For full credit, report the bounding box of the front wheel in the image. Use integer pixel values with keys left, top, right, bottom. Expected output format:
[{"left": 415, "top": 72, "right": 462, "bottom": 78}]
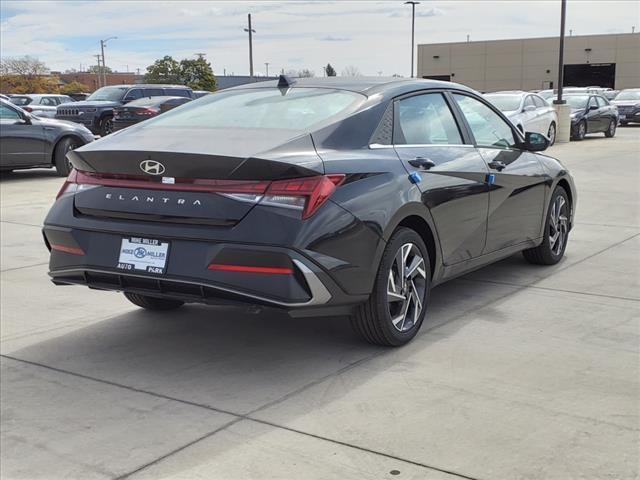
[
  {"left": 523, "top": 186, "right": 570, "bottom": 265},
  {"left": 54, "top": 137, "right": 78, "bottom": 176},
  {"left": 124, "top": 292, "right": 184, "bottom": 311},
  {"left": 351, "top": 228, "right": 430, "bottom": 346},
  {"left": 547, "top": 122, "right": 556, "bottom": 146},
  {"left": 604, "top": 119, "right": 616, "bottom": 137},
  {"left": 573, "top": 120, "right": 586, "bottom": 141},
  {"left": 99, "top": 116, "right": 113, "bottom": 136}
]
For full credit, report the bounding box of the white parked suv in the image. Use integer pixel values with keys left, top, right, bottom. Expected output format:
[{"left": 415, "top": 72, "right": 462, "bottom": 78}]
[
  {"left": 485, "top": 91, "right": 559, "bottom": 145},
  {"left": 9, "top": 94, "right": 75, "bottom": 118}
]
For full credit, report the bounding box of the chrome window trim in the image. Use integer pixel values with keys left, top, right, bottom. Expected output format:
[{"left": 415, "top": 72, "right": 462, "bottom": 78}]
[{"left": 369, "top": 143, "right": 474, "bottom": 149}]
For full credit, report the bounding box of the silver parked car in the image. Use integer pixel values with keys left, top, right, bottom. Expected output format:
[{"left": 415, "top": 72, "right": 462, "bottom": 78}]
[
  {"left": 485, "top": 91, "right": 559, "bottom": 145},
  {"left": 611, "top": 88, "right": 640, "bottom": 125},
  {"left": 9, "top": 94, "right": 75, "bottom": 118}
]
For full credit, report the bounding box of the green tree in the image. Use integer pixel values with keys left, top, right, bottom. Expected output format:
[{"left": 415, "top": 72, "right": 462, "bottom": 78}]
[
  {"left": 144, "top": 56, "right": 181, "bottom": 84},
  {"left": 325, "top": 63, "right": 336, "bottom": 76},
  {"left": 0, "top": 56, "right": 59, "bottom": 93},
  {"left": 87, "top": 64, "right": 112, "bottom": 74},
  {"left": 297, "top": 68, "right": 315, "bottom": 78},
  {"left": 179, "top": 57, "right": 216, "bottom": 91}
]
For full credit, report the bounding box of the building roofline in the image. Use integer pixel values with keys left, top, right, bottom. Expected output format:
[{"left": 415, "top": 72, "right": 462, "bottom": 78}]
[{"left": 418, "top": 31, "right": 639, "bottom": 47}]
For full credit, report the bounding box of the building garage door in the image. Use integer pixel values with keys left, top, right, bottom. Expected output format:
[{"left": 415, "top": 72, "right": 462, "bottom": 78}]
[{"left": 563, "top": 63, "right": 616, "bottom": 89}]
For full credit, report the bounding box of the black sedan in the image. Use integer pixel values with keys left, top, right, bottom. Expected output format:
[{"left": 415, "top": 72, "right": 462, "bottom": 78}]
[
  {"left": 43, "top": 77, "right": 576, "bottom": 346},
  {"left": 112, "top": 96, "right": 192, "bottom": 131},
  {"left": 0, "top": 98, "right": 94, "bottom": 176},
  {"left": 566, "top": 93, "right": 619, "bottom": 140}
]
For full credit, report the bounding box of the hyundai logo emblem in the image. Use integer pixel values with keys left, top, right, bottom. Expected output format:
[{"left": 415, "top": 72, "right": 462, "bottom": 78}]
[{"left": 140, "top": 160, "right": 165, "bottom": 175}]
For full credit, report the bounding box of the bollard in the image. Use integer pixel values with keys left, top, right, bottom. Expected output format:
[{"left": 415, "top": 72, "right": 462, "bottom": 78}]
[{"left": 554, "top": 103, "right": 572, "bottom": 143}]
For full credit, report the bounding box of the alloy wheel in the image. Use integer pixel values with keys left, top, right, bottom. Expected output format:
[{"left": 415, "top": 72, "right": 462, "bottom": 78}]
[
  {"left": 386, "top": 242, "right": 427, "bottom": 332},
  {"left": 578, "top": 122, "right": 586, "bottom": 139},
  {"left": 547, "top": 123, "right": 556, "bottom": 145},
  {"left": 65, "top": 142, "right": 77, "bottom": 172},
  {"left": 609, "top": 121, "right": 616, "bottom": 135},
  {"left": 549, "top": 196, "right": 568, "bottom": 256}
]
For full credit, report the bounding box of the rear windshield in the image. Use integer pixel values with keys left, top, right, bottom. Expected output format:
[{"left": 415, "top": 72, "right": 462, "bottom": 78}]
[
  {"left": 10, "top": 96, "right": 32, "bottom": 105},
  {"left": 565, "top": 95, "right": 589, "bottom": 109},
  {"left": 485, "top": 94, "right": 522, "bottom": 111},
  {"left": 147, "top": 88, "right": 365, "bottom": 131},
  {"left": 614, "top": 90, "right": 640, "bottom": 101},
  {"left": 87, "top": 86, "right": 128, "bottom": 101}
]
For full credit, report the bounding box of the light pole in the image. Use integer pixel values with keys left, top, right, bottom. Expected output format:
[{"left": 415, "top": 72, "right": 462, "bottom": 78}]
[
  {"left": 322, "top": 66, "right": 327, "bottom": 77},
  {"left": 404, "top": 1, "right": 419, "bottom": 78},
  {"left": 553, "top": 0, "right": 571, "bottom": 143},
  {"left": 93, "top": 54, "right": 102, "bottom": 88},
  {"left": 264, "top": 62, "right": 270, "bottom": 77},
  {"left": 100, "top": 36, "right": 117, "bottom": 87},
  {"left": 244, "top": 14, "right": 256, "bottom": 79}
]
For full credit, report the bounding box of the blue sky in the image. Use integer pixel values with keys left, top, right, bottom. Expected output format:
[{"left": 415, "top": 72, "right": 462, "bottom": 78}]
[{"left": 1, "top": 1, "right": 637, "bottom": 77}]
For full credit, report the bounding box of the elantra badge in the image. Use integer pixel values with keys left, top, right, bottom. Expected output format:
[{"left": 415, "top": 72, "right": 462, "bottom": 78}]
[{"left": 140, "top": 160, "right": 165, "bottom": 175}]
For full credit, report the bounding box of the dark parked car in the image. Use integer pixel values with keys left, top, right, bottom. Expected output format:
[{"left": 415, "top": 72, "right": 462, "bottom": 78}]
[
  {"left": 565, "top": 93, "right": 619, "bottom": 140},
  {"left": 193, "top": 90, "right": 213, "bottom": 98},
  {"left": 55, "top": 84, "right": 194, "bottom": 136},
  {"left": 44, "top": 77, "right": 576, "bottom": 346},
  {"left": 0, "top": 99, "right": 94, "bottom": 175},
  {"left": 611, "top": 88, "right": 640, "bottom": 125},
  {"left": 112, "top": 96, "right": 193, "bottom": 131}
]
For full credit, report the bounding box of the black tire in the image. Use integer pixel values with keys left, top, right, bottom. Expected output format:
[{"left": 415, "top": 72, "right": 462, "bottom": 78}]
[
  {"left": 573, "top": 120, "right": 586, "bottom": 141},
  {"left": 99, "top": 116, "right": 114, "bottom": 136},
  {"left": 123, "top": 292, "right": 184, "bottom": 311},
  {"left": 351, "top": 227, "right": 431, "bottom": 346},
  {"left": 620, "top": 121, "right": 628, "bottom": 126},
  {"left": 547, "top": 122, "right": 556, "bottom": 146},
  {"left": 54, "top": 137, "right": 78, "bottom": 176},
  {"left": 604, "top": 119, "right": 616, "bottom": 137},
  {"left": 523, "top": 186, "right": 570, "bottom": 265}
]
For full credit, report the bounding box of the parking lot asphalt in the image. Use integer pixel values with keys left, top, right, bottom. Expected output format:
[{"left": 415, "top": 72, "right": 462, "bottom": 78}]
[{"left": 1, "top": 127, "right": 639, "bottom": 480}]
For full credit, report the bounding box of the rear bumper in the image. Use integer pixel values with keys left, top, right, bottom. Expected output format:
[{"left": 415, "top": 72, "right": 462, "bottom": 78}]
[{"left": 43, "top": 224, "right": 368, "bottom": 315}]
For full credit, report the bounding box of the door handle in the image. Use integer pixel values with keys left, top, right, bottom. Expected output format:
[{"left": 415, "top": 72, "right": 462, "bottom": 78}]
[
  {"left": 488, "top": 160, "right": 506, "bottom": 171},
  {"left": 408, "top": 157, "right": 436, "bottom": 170}
]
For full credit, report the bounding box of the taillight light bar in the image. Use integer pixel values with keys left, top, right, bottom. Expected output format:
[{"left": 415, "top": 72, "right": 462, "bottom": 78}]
[
  {"left": 208, "top": 263, "right": 293, "bottom": 274},
  {"left": 57, "top": 169, "right": 345, "bottom": 219},
  {"left": 50, "top": 243, "right": 85, "bottom": 256}
]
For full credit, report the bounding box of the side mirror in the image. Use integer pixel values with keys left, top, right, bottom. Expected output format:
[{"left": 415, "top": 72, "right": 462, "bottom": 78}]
[
  {"left": 523, "top": 105, "right": 536, "bottom": 112},
  {"left": 523, "top": 131, "right": 549, "bottom": 152},
  {"left": 589, "top": 105, "right": 598, "bottom": 111},
  {"left": 18, "top": 115, "right": 32, "bottom": 125}
]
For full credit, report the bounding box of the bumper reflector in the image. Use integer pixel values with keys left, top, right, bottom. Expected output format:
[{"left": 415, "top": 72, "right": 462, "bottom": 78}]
[
  {"left": 50, "top": 243, "right": 85, "bottom": 256},
  {"left": 208, "top": 263, "right": 293, "bottom": 274}
]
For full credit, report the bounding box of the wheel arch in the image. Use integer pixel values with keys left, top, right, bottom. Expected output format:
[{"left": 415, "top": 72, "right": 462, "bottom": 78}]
[{"left": 556, "top": 177, "right": 574, "bottom": 228}]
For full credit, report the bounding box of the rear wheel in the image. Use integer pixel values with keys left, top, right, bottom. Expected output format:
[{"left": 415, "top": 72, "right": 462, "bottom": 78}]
[
  {"left": 523, "top": 186, "right": 570, "bottom": 265},
  {"left": 99, "top": 116, "right": 113, "bottom": 136},
  {"left": 123, "top": 292, "right": 184, "bottom": 311},
  {"left": 604, "top": 119, "right": 616, "bottom": 137},
  {"left": 351, "top": 228, "right": 430, "bottom": 346},
  {"left": 547, "top": 122, "right": 556, "bottom": 146},
  {"left": 54, "top": 137, "right": 78, "bottom": 176}
]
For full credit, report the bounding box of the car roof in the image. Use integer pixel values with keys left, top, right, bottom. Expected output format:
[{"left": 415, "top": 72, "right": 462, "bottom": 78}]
[
  {"left": 487, "top": 91, "right": 528, "bottom": 95},
  {"left": 123, "top": 96, "right": 190, "bottom": 104},
  {"left": 226, "top": 76, "right": 475, "bottom": 98},
  {"left": 100, "top": 84, "right": 192, "bottom": 89}
]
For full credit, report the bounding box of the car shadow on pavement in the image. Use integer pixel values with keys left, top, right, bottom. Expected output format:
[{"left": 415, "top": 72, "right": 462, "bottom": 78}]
[
  {"left": 3, "top": 254, "right": 545, "bottom": 477},
  {"left": 0, "top": 169, "right": 61, "bottom": 182}
]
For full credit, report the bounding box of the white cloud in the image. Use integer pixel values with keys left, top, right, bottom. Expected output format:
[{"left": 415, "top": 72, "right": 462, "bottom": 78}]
[{"left": 1, "top": 0, "right": 637, "bottom": 78}]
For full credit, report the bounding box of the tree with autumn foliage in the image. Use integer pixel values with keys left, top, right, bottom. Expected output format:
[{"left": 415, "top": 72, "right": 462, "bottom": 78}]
[{"left": 0, "top": 56, "right": 59, "bottom": 93}]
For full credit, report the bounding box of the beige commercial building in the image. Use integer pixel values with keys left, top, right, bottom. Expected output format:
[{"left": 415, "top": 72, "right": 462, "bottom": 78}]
[{"left": 417, "top": 33, "right": 639, "bottom": 92}]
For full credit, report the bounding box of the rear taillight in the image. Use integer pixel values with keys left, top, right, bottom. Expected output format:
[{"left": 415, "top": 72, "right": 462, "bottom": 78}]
[
  {"left": 56, "top": 169, "right": 78, "bottom": 199},
  {"left": 262, "top": 175, "right": 345, "bottom": 219},
  {"left": 23, "top": 106, "right": 33, "bottom": 112},
  {"left": 56, "top": 170, "right": 345, "bottom": 219},
  {"left": 138, "top": 108, "right": 159, "bottom": 115}
]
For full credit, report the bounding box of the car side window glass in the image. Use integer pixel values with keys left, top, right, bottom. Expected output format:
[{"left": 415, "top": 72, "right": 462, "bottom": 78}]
[
  {"left": 596, "top": 96, "right": 607, "bottom": 107},
  {"left": 453, "top": 94, "right": 516, "bottom": 149},
  {"left": 125, "top": 89, "right": 143, "bottom": 101},
  {"left": 524, "top": 96, "right": 535, "bottom": 108},
  {"left": 396, "top": 93, "right": 463, "bottom": 145},
  {"left": 533, "top": 96, "right": 546, "bottom": 108},
  {"left": 168, "top": 89, "right": 192, "bottom": 98},
  {"left": 40, "top": 97, "right": 56, "bottom": 106},
  {"left": 588, "top": 97, "right": 598, "bottom": 109},
  {"left": 0, "top": 104, "right": 21, "bottom": 120},
  {"left": 145, "top": 88, "right": 164, "bottom": 97}
]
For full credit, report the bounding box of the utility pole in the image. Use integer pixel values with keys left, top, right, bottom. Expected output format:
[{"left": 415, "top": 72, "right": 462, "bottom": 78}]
[
  {"left": 404, "top": 1, "right": 419, "bottom": 78},
  {"left": 93, "top": 54, "right": 102, "bottom": 87},
  {"left": 556, "top": 0, "right": 567, "bottom": 104},
  {"left": 244, "top": 14, "right": 256, "bottom": 79},
  {"left": 264, "top": 62, "right": 270, "bottom": 77},
  {"left": 553, "top": 0, "right": 570, "bottom": 144},
  {"left": 100, "top": 36, "right": 117, "bottom": 87},
  {"left": 322, "top": 66, "right": 327, "bottom": 77}
]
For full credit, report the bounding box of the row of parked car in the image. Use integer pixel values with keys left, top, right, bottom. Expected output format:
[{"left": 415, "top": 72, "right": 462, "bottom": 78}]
[{"left": 484, "top": 87, "right": 640, "bottom": 142}]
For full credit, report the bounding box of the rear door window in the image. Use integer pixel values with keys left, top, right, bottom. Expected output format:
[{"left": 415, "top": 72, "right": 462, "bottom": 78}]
[
  {"left": 124, "top": 89, "right": 143, "bottom": 101},
  {"left": 166, "top": 89, "right": 192, "bottom": 98},
  {"left": 395, "top": 93, "right": 463, "bottom": 145},
  {"left": 40, "top": 97, "right": 57, "bottom": 106},
  {"left": 533, "top": 95, "right": 547, "bottom": 108},
  {"left": 144, "top": 88, "right": 164, "bottom": 97}
]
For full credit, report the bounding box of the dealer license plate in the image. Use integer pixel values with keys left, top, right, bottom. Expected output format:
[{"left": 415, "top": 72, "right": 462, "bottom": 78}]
[{"left": 117, "top": 237, "right": 169, "bottom": 274}]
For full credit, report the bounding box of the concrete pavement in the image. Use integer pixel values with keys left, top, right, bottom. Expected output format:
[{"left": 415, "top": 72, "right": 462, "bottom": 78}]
[{"left": 1, "top": 126, "right": 638, "bottom": 479}]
